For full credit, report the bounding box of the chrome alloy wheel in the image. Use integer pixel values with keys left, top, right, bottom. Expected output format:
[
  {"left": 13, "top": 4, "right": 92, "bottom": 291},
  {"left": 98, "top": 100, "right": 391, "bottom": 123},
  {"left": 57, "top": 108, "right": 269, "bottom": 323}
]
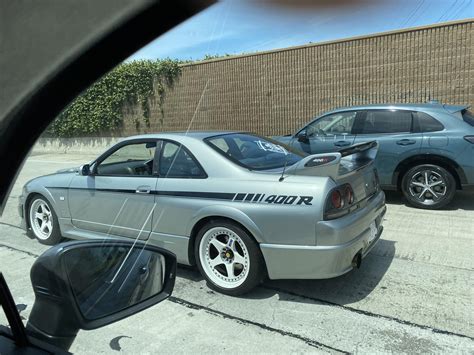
[
  {"left": 199, "top": 227, "right": 250, "bottom": 288},
  {"left": 408, "top": 169, "right": 447, "bottom": 205},
  {"left": 29, "top": 199, "right": 53, "bottom": 240}
]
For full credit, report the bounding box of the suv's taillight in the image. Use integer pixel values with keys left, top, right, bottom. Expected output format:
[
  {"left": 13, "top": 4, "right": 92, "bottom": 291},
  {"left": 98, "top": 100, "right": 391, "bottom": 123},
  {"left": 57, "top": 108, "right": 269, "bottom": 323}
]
[
  {"left": 324, "top": 184, "right": 355, "bottom": 220},
  {"left": 464, "top": 136, "right": 474, "bottom": 144}
]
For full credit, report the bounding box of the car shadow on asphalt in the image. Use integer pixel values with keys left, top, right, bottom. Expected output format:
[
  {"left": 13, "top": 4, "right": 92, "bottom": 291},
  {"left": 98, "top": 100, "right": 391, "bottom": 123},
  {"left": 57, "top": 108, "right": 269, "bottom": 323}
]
[
  {"left": 176, "top": 238, "right": 396, "bottom": 306},
  {"left": 384, "top": 190, "right": 474, "bottom": 211}
]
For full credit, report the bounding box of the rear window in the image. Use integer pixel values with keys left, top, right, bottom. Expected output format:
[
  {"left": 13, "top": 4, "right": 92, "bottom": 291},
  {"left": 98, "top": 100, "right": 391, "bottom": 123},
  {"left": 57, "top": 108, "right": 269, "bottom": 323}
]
[
  {"left": 413, "top": 112, "right": 444, "bottom": 132},
  {"left": 159, "top": 141, "right": 207, "bottom": 178},
  {"left": 205, "top": 133, "right": 305, "bottom": 170},
  {"left": 462, "top": 109, "right": 474, "bottom": 126}
]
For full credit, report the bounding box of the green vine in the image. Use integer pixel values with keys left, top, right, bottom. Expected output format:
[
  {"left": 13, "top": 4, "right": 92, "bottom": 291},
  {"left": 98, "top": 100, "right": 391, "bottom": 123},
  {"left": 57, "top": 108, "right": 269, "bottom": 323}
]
[{"left": 49, "top": 59, "right": 182, "bottom": 137}]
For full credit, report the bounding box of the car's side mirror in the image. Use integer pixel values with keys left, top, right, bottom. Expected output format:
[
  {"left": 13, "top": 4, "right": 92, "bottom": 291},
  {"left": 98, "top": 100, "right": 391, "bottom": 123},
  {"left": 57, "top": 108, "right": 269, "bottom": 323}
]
[
  {"left": 296, "top": 130, "right": 309, "bottom": 143},
  {"left": 26, "top": 240, "right": 176, "bottom": 351},
  {"left": 79, "top": 164, "right": 90, "bottom": 176}
]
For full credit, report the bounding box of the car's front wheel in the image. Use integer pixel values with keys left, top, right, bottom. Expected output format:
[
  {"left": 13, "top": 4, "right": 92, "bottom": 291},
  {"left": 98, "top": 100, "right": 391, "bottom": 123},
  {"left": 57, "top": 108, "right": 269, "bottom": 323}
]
[
  {"left": 195, "top": 220, "right": 265, "bottom": 296},
  {"left": 401, "top": 164, "right": 456, "bottom": 209},
  {"left": 28, "top": 196, "right": 62, "bottom": 245}
]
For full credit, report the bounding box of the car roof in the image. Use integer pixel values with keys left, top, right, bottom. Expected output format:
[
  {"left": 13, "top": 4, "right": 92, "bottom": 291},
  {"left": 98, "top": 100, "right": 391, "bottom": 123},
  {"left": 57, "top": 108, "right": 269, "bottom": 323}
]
[
  {"left": 325, "top": 103, "right": 469, "bottom": 115},
  {"left": 126, "top": 130, "right": 241, "bottom": 141}
]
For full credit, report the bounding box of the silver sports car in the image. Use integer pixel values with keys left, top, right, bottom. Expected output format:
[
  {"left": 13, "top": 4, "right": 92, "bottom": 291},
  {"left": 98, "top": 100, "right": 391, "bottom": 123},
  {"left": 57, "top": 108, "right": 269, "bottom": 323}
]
[{"left": 19, "top": 132, "right": 386, "bottom": 295}]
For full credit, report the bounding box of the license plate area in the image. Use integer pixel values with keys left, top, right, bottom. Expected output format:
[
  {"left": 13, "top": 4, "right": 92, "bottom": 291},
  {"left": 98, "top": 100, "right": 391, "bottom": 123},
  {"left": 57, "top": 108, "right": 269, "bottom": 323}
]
[{"left": 368, "top": 221, "right": 378, "bottom": 243}]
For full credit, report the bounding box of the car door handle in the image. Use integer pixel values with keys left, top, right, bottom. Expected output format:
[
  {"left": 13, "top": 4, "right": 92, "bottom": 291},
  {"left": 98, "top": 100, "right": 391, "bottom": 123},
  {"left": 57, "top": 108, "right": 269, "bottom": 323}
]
[
  {"left": 334, "top": 141, "right": 351, "bottom": 147},
  {"left": 396, "top": 139, "right": 416, "bottom": 146},
  {"left": 135, "top": 185, "right": 151, "bottom": 194}
]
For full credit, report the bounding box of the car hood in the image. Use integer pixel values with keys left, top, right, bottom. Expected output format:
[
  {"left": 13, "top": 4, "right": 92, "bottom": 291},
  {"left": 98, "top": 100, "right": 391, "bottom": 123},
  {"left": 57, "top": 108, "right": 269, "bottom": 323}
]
[
  {"left": 272, "top": 135, "right": 292, "bottom": 145},
  {"left": 56, "top": 166, "right": 80, "bottom": 174}
]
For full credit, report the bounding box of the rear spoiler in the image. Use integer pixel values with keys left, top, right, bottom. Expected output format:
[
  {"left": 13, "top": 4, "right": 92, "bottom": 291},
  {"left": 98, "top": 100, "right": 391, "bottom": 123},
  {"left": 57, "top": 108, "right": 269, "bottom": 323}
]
[
  {"left": 443, "top": 104, "right": 469, "bottom": 114},
  {"left": 285, "top": 141, "right": 379, "bottom": 180}
]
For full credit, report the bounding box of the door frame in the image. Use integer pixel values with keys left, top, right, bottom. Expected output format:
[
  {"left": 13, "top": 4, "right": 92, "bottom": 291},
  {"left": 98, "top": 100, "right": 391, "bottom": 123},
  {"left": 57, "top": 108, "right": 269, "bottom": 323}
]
[{"left": 90, "top": 138, "right": 162, "bottom": 177}]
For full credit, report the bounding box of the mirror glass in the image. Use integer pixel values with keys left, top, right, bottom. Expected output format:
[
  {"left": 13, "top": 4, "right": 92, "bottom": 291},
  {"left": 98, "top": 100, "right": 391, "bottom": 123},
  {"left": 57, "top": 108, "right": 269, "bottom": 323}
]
[{"left": 63, "top": 244, "right": 165, "bottom": 320}]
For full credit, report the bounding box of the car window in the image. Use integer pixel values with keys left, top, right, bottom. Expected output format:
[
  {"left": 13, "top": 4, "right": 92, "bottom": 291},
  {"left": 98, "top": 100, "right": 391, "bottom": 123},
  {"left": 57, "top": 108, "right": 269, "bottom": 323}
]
[
  {"left": 159, "top": 141, "right": 206, "bottom": 178},
  {"left": 413, "top": 112, "right": 444, "bottom": 132},
  {"left": 206, "top": 133, "right": 305, "bottom": 170},
  {"left": 306, "top": 111, "right": 357, "bottom": 136},
  {"left": 359, "top": 110, "right": 412, "bottom": 134},
  {"left": 462, "top": 109, "right": 474, "bottom": 126},
  {"left": 96, "top": 142, "right": 156, "bottom": 176}
]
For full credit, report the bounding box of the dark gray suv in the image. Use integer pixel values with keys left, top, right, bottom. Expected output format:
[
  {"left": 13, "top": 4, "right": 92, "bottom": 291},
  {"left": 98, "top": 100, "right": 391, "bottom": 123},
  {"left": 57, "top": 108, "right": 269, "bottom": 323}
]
[{"left": 276, "top": 103, "right": 474, "bottom": 209}]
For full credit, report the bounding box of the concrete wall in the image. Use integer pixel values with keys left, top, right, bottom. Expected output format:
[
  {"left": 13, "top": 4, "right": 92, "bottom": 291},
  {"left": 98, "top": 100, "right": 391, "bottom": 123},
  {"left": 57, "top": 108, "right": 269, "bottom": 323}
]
[
  {"left": 120, "top": 19, "right": 473, "bottom": 137},
  {"left": 32, "top": 137, "right": 120, "bottom": 155}
]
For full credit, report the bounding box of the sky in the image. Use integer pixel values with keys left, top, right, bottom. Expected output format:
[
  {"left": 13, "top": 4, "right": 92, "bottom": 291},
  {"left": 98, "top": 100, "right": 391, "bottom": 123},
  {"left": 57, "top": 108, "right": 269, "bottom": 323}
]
[{"left": 128, "top": 0, "right": 473, "bottom": 61}]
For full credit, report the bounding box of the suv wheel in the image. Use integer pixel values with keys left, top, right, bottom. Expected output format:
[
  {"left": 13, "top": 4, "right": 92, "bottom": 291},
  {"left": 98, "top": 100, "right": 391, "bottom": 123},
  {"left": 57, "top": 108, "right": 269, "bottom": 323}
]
[{"left": 401, "top": 164, "right": 456, "bottom": 209}]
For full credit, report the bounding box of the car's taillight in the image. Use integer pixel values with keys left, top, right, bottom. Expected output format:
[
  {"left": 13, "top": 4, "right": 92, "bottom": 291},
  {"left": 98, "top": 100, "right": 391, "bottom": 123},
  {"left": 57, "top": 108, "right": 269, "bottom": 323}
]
[
  {"left": 344, "top": 185, "right": 354, "bottom": 205},
  {"left": 464, "top": 136, "right": 474, "bottom": 144},
  {"left": 324, "top": 184, "right": 355, "bottom": 220},
  {"left": 331, "top": 190, "right": 343, "bottom": 209}
]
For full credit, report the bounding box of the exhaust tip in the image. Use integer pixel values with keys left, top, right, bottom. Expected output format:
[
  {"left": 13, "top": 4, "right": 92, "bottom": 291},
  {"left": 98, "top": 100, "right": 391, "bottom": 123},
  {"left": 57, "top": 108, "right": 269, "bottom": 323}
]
[{"left": 352, "top": 252, "right": 362, "bottom": 269}]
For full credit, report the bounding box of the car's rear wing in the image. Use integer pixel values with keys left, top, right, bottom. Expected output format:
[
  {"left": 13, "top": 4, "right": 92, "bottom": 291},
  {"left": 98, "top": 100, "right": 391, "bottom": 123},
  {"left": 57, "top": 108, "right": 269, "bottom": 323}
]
[{"left": 285, "top": 141, "right": 379, "bottom": 180}]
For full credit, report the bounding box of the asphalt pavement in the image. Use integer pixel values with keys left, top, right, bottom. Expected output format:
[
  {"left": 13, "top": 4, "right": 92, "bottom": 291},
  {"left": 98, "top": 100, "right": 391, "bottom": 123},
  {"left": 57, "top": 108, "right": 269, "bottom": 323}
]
[{"left": 0, "top": 153, "right": 473, "bottom": 354}]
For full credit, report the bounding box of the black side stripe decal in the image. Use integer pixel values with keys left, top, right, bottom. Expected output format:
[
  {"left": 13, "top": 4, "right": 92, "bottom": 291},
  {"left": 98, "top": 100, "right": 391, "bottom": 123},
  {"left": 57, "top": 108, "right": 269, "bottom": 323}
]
[
  {"left": 244, "top": 194, "right": 255, "bottom": 202},
  {"left": 48, "top": 187, "right": 312, "bottom": 205},
  {"left": 233, "top": 193, "right": 246, "bottom": 201},
  {"left": 51, "top": 187, "right": 236, "bottom": 200},
  {"left": 155, "top": 191, "right": 235, "bottom": 200}
]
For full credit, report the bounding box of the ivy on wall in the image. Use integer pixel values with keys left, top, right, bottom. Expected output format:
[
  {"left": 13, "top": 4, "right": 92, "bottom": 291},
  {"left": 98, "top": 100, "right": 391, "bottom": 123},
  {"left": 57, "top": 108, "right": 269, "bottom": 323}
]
[{"left": 49, "top": 59, "right": 182, "bottom": 137}]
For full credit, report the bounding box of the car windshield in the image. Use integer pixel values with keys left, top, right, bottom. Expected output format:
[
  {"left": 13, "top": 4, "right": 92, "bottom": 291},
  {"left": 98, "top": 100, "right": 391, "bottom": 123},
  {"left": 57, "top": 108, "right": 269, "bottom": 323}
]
[{"left": 206, "top": 133, "right": 305, "bottom": 170}]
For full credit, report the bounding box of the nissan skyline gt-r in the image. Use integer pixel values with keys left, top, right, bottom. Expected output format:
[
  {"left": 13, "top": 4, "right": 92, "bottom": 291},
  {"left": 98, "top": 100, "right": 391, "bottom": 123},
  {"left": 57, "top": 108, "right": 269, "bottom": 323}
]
[{"left": 19, "top": 132, "right": 386, "bottom": 295}]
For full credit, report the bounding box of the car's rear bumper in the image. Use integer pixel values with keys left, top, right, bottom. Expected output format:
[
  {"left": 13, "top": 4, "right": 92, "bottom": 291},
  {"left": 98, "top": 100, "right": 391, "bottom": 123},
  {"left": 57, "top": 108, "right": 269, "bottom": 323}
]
[{"left": 260, "top": 191, "right": 386, "bottom": 280}]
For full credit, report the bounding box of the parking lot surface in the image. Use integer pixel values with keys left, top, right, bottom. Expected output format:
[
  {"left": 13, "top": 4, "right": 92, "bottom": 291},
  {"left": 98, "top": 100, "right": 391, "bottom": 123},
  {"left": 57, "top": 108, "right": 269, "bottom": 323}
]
[{"left": 1, "top": 153, "right": 473, "bottom": 354}]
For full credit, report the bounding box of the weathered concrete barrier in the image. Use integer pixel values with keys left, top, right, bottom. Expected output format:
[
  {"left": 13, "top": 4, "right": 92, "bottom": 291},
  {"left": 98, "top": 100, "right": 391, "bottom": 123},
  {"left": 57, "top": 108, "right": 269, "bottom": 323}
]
[{"left": 32, "top": 137, "right": 122, "bottom": 155}]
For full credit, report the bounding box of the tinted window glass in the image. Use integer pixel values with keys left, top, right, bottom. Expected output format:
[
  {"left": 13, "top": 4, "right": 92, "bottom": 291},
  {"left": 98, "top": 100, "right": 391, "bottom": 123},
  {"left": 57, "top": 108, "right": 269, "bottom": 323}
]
[
  {"left": 159, "top": 142, "right": 206, "bottom": 178},
  {"left": 306, "top": 111, "right": 357, "bottom": 136},
  {"left": 97, "top": 142, "right": 156, "bottom": 176},
  {"left": 360, "top": 111, "right": 412, "bottom": 134},
  {"left": 462, "top": 109, "right": 474, "bottom": 126},
  {"left": 206, "top": 133, "right": 305, "bottom": 171},
  {"left": 414, "top": 112, "right": 444, "bottom": 132}
]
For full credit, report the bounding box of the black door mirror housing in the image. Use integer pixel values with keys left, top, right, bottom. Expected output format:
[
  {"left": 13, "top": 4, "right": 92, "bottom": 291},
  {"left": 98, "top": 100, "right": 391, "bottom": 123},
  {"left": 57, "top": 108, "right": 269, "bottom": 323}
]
[
  {"left": 296, "top": 130, "right": 309, "bottom": 143},
  {"left": 79, "top": 164, "right": 90, "bottom": 176},
  {"left": 26, "top": 240, "right": 176, "bottom": 351}
]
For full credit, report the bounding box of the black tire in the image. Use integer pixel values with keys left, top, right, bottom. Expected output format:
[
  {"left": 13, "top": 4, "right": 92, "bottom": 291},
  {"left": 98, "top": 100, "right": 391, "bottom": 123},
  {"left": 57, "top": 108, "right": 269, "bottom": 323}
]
[
  {"left": 401, "top": 164, "right": 456, "bottom": 209},
  {"left": 27, "top": 195, "right": 62, "bottom": 245},
  {"left": 194, "top": 219, "right": 265, "bottom": 296}
]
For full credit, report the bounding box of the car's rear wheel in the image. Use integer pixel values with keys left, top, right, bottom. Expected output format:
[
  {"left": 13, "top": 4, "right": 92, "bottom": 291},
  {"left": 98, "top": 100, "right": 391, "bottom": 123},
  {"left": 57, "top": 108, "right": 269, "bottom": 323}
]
[
  {"left": 401, "top": 164, "right": 456, "bottom": 209},
  {"left": 195, "top": 220, "right": 265, "bottom": 296},
  {"left": 28, "top": 196, "right": 62, "bottom": 245}
]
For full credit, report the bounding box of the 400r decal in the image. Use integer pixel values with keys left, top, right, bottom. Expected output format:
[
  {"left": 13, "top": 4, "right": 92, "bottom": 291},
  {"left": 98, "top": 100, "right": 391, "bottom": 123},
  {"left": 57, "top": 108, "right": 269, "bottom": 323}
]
[{"left": 233, "top": 193, "right": 313, "bottom": 205}]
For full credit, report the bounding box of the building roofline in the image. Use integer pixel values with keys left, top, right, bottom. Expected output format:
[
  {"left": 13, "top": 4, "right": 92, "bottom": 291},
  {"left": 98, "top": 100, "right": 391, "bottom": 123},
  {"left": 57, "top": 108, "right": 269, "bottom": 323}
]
[{"left": 180, "top": 18, "right": 473, "bottom": 67}]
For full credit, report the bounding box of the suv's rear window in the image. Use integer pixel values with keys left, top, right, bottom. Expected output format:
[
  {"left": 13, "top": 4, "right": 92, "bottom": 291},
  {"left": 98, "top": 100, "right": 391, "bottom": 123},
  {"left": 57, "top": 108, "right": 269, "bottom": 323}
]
[
  {"left": 462, "top": 109, "right": 474, "bottom": 126},
  {"left": 413, "top": 112, "right": 444, "bottom": 132},
  {"left": 205, "top": 133, "right": 305, "bottom": 170}
]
